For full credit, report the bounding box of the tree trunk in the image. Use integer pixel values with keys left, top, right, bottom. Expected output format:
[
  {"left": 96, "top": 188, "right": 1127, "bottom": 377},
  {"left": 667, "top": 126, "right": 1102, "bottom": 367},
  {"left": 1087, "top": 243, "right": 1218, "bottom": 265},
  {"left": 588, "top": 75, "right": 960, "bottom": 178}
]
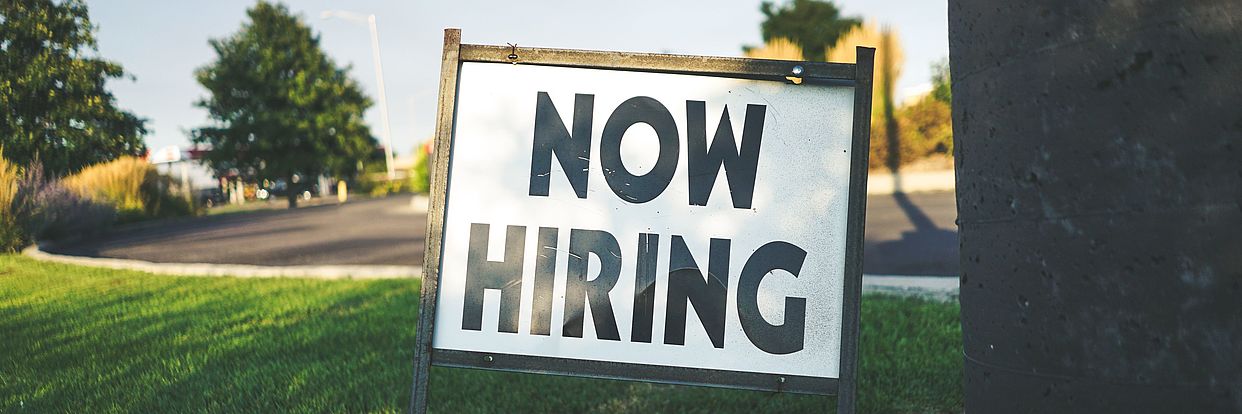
[{"left": 287, "top": 176, "right": 299, "bottom": 208}]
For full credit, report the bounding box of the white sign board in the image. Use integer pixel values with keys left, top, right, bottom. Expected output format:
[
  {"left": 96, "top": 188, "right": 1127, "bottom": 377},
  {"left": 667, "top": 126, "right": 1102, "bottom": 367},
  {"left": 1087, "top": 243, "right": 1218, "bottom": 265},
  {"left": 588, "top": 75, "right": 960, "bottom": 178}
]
[
  {"left": 411, "top": 35, "right": 873, "bottom": 413},
  {"left": 149, "top": 145, "right": 182, "bottom": 164},
  {"left": 433, "top": 62, "right": 855, "bottom": 380}
]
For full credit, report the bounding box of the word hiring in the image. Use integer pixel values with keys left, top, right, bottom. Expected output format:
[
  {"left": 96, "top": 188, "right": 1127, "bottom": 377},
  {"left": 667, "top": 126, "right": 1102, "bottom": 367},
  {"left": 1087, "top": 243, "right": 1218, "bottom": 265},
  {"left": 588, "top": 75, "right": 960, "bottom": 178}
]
[{"left": 462, "top": 224, "right": 809, "bottom": 355}]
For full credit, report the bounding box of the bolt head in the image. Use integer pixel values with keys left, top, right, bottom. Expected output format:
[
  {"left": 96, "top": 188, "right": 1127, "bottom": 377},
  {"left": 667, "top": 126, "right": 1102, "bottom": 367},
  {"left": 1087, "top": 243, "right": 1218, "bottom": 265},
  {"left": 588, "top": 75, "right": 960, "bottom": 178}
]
[{"left": 791, "top": 65, "right": 804, "bottom": 76}]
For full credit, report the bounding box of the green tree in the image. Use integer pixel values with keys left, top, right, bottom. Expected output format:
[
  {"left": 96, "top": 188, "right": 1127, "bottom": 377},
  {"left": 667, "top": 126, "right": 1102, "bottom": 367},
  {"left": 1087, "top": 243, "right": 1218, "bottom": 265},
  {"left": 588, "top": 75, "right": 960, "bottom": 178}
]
[
  {"left": 758, "top": 0, "right": 860, "bottom": 61},
  {"left": 931, "top": 58, "right": 951, "bottom": 104},
  {"left": 193, "top": 2, "right": 375, "bottom": 207},
  {"left": 0, "top": 0, "right": 147, "bottom": 176}
]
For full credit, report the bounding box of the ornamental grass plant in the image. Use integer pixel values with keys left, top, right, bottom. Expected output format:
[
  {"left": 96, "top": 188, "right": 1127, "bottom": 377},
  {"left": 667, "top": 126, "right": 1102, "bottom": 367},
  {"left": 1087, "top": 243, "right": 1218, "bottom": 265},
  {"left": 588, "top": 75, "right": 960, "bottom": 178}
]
[{"left": 62, "top": 156, "right": 196, "bottom": 222}]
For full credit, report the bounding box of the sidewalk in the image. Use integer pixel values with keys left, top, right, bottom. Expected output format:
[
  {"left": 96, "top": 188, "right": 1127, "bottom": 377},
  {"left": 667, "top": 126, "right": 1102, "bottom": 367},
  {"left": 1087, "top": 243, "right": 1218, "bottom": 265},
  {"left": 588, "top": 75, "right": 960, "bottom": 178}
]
[{"left": 866, "top": 169, "right": 955, "bottom": 195}]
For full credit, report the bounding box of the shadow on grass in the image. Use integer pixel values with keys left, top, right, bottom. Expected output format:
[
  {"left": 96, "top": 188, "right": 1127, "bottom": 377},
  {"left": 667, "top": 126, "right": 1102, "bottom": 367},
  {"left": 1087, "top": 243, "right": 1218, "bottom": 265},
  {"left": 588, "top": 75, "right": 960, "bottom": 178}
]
[
  {"left": 0, "top": 255, "right": 961, "bottom": 413},
  {"left": 425, "top": 294, "right": 962, "bottom": 413},
  {"left": 0, "top": 261, "right": 419, "bottom": 413}
]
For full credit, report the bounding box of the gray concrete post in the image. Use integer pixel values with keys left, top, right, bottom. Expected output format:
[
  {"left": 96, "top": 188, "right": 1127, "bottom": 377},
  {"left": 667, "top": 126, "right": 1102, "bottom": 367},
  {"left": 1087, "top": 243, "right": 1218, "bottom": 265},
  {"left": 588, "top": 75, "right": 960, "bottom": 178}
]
[{"left": 950, "top": 1, "right": 1242, "bottom": 412}]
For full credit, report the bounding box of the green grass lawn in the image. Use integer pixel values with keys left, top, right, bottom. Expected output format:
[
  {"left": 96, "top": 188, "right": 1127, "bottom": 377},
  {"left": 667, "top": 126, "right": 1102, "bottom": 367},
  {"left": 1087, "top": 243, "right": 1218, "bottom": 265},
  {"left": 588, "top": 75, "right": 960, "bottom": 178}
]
[{"left": 0, "top": 255, "right": 962, "bottom": 413}]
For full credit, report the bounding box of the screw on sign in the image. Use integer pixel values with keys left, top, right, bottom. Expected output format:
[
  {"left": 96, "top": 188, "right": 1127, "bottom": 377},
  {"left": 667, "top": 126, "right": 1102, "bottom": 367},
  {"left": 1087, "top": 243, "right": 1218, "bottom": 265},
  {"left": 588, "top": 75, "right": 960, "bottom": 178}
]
[{"left": 410, "top": 29, "right": 874, "bottom": 414}]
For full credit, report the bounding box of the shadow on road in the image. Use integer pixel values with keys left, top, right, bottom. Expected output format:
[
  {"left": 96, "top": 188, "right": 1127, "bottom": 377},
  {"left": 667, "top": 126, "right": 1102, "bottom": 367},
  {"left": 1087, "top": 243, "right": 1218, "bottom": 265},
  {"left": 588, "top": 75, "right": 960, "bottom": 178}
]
[
  {"left": 46, "top": 196, "right": 426, "bottom": 267},
  {"left": 44, "top": 192, "right": 958, "bottom": 276},
  {"left": 863, "top": 191, "right": 960, "bottom": 276}
]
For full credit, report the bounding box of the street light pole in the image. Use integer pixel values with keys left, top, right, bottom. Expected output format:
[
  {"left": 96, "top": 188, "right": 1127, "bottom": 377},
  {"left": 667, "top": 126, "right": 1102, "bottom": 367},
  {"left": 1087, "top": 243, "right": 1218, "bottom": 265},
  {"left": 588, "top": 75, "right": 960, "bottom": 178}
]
[{"left": 321, "top": 10, "right": 396, "bottom": 180}]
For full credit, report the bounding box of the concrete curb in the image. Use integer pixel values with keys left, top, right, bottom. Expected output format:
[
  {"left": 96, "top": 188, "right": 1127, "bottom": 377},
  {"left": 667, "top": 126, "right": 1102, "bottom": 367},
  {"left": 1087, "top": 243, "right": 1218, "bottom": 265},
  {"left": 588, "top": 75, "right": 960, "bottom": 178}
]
[
  {"left": 861, "top": 275, "right": 960, "bottom": 302},
  {"left": 25, "top": 245, "right": 956, "bottom": 300},
  {"left": 866, "top": 169, "right": 956, "bottom": 195},
  {"left": 24, "top": 244, "right": 421, "bottom": 280},
  {"left": 409, "top": 193, "right": 429, "bottom": 213}
]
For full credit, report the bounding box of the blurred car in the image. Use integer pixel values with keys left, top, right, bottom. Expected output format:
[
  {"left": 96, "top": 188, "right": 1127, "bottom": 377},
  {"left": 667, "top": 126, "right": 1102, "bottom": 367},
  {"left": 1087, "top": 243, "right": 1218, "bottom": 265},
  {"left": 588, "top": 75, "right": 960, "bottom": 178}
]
[
  {"left": 197, "top": 188, "right": 226, "bottom": 208},
  {"left": 256, "top": 179, "right": 315, "bottom": 201}
]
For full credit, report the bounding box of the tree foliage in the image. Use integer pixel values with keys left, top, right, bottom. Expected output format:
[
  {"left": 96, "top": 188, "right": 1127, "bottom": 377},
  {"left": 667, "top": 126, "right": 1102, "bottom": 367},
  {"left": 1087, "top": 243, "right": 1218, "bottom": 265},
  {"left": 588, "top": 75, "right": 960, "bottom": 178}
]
[
  {"left": 0, "top": 0, "right": 147, "bottom": 176},
  {"left": 931, "top": 58, "right": 951, "bottom": 104},
  {"left": 193, "top": 2, "right": 374, "bottom": 206},
  {"left": 758, "top": 0, "right": 860, "bottom": 61}
]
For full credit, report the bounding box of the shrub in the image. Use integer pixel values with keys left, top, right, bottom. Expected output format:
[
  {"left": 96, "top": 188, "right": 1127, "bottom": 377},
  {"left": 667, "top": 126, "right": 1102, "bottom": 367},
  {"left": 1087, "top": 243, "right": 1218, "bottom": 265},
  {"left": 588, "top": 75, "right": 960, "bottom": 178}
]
[
  {"left": 368, "top": 178, "right": 409, "bottom": 198},
  {"left": 870, "top": 96, "right": 954, "bottom": 171},
  {"left": 899, "top": 96, "right": 954, "bottom": 156},
  {"left": 18, "top": 167, "right": 116, "bottom": 242},
  {"left": 408, "top": 141, "right": 432, "bottom": 194},
  {"left": 62, "top": 156, "right": 196, "bottom": 222},
  {"left": 0, "top": 157, "right": 116, "bottom": 252},
  {"left": 356, "top": 171, "right": 412, "bottom": 198},
  {"left": 135, "top": 172, "right": 197, "bottom": 220},
  {"left": 0, "top": 156, "right": 23, "bottom": 250},
  {"left": 61, "top": 156, "right": 147, "bottom": 213}
]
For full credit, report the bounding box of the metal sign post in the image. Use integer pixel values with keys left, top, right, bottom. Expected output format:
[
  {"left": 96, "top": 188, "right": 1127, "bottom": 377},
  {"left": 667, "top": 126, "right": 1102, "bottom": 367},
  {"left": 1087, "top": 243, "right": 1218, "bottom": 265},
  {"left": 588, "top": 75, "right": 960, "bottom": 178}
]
[{"left": 411, "top": 28, "right": 873, "bottom": 414}]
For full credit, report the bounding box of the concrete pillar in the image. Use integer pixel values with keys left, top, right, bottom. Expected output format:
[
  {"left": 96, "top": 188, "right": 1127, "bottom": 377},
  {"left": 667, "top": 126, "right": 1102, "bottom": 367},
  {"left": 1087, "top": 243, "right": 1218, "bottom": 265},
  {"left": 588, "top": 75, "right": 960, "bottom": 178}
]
[
  {"left": 950, "top": 1, "right": 1242, "bottom": 412},
  {"left": 234, "top": 179, "right": 245, "bottom": 205}
]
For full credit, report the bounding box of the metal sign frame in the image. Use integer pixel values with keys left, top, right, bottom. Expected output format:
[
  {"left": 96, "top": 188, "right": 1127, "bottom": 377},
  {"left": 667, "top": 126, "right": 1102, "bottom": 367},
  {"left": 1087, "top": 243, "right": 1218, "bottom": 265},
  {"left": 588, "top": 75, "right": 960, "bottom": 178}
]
[{"left": 410, "top": 28, "right": 874, "bottom": 414}]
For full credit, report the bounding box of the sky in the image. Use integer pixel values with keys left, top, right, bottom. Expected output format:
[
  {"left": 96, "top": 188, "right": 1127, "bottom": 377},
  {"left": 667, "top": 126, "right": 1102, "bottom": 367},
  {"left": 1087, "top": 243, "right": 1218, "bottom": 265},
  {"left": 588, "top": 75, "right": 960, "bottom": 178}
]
[{"left": 88, "top": 0, "right": 948, "bottom": 157}]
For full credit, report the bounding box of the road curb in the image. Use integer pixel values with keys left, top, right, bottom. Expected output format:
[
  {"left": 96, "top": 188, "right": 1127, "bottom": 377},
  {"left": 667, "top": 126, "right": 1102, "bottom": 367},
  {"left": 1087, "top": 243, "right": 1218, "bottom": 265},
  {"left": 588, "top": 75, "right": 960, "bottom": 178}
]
[
  {"left": 23, "top": 244, "right": 422, "bottom": 280},
  {"left": 866, "top": 169, "right": 956, "bottom": 195},
  {"left": 409, "top": 193, "right": 429, "bottom": 213},
  {"left": 861, "top": 275, "right": 959, "bottom": 302},
  {"left": 24, "top": 245, "right": 956, "bottom": 300}
]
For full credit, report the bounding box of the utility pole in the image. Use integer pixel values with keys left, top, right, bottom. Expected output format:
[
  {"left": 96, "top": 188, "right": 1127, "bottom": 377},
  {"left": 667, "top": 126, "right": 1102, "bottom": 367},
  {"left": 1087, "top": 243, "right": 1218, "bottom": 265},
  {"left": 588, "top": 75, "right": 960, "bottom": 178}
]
[{"left": 321, "top": 10, "right": 396, "bottom": 180}]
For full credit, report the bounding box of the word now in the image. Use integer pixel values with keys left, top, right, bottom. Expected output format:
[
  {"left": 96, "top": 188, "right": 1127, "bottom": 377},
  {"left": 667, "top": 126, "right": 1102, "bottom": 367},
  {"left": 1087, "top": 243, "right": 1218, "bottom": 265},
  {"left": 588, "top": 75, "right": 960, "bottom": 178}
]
[
  {"left": 528, "top": 92, "right": 767, "bottom": 208},
  {"left": 462, "top": 223, "right": 809, "bottom": 355}
]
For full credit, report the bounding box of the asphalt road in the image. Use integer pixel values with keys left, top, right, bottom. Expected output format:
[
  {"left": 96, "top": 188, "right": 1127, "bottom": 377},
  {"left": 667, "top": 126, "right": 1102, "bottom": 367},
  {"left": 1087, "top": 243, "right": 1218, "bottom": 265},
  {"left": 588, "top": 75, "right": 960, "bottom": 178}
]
[
  {"left": 51, "top": 192, "right": 959, "bottom": 276},
  {"left": 863, "top": 191, "right": 959, "bottom": 275},
  {"left": 53, "top": 196, "right": 427, "bottom": 267}
]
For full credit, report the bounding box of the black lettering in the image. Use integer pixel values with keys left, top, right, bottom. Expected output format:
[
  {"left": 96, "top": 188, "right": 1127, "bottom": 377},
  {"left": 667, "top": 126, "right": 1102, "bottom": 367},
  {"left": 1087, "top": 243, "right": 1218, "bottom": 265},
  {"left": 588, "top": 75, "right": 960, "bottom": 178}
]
[
  {"left": 631, "top": 233, "right": 659, "bottom": 343},
  {"left": 530, "top": 92, "right": 594, "bottom": 198},
  {"left": 599, "top": 96, "right": 679, "bottom": 203},
  {"left": 687, "top": 101, "right": 766, "bottom": 208},
  {"left": 462, "top": 223, "right": 525, "bottom": 333},
  {"left": 664, "top": 236, "right": 729, "bottom": 348},
  {"left": 563, "top": 229, "right": 622, "bottom": 340},
  {"left": 738, "top": 241, "right": 808, "bottom": 355},
  {"left": 530, "top": 227, "right": 559, "bottom": 335}
]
